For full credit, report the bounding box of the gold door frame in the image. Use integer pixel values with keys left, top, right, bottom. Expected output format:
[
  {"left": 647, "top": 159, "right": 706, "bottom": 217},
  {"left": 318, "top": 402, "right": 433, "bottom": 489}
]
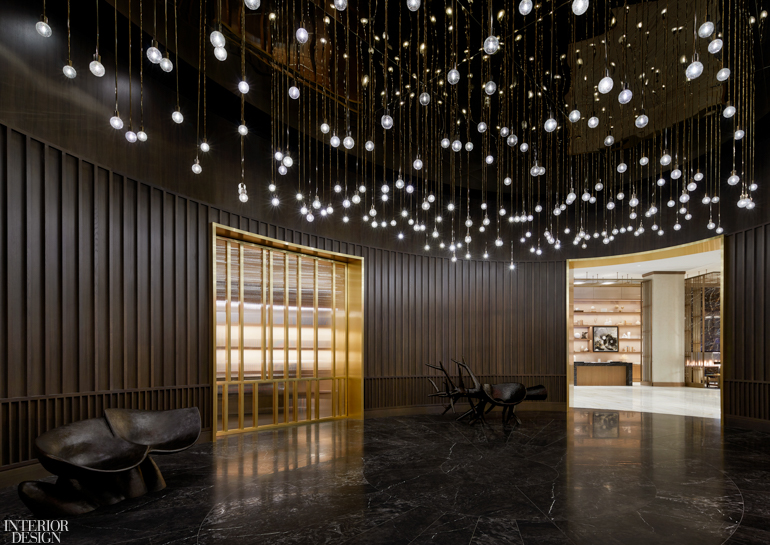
[{"left": 211, "top": 223, "right": 364, "bottom": 436}]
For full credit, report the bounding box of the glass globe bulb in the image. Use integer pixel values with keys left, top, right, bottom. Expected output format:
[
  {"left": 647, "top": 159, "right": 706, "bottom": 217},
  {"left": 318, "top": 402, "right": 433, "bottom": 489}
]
[
  {"left": 544, "top": 118, "right": 557, "bottom": 132},
  {"left": 137, "top": 131, "right": 148, "bottom": 142},
  {"left": 210, "top": 30, "right": 226, "bottom": 48},
  {"left": 343, "top": 136, "right": 355, "bottom": 149},
  {"left": 717, "top": 68, "right": 731, "bottom": 82},
  {"left": 238, "top": 124, "right": 248, "bottom": 136},
  {"left": 535, "top": 204, "right": 543, "bottom": 213},
  {"left": 381, "top": 114, "right": 393, "bottom": 129},
  {"left": 504, "top": 177, "right": 512, "bottom": 186},
  {"left": 595, "top": 182, "right": 604, "bottom": 191},
  {"left": 330, "top": 135, "right": 340, "bottom": 147},
  {"left": 160, "top": 56, "right": 174, "bottom": 73},
  {"left": 452, "top": 140, "right": 462, "bottom": 152},
  {"left": 686, "top": 59, "right": 704, "bottom": 79},
  {"left": 419, "top": 92, "right": 430, "bottom": 106},
  {"left": 582, "top": 192, "right": 591, "bottom": 202},
  {"left": 238, "top": 81, "right": 250, "bottom": 94},
  {"left": 708, "top": 39, "right": 723, "bottom": 54},
  {"left": 334, "top": 0, "right": 347, "bottom": 10},
  {"left": 629, "top": 196, "right": 639, "bottom": 207},
  {"left": 125, "top": 130, "right": 137, "bottom": 143},
  {"left": 36, "top": 18, "right": 52, "bottom": 38},
  {"left": 598, "top": 75, "right": 614, "bottom": 94},
  {"left": 687, "top": 181, "right": 697, "bottom": 191},
  {"left": 447, "top": 69, "right": 460, "bottom": 85},
  {"left": 62, "top": 63, "right": 77, "bottom": 79},
  {"left": 146, "top": 44, "right": 162, "bottom": 63},
  {"left": 477, "top": 122, "right": 488, "bottom": 133},
  {"left": 617, "top": 192, "right": 625, "bottom": 200},
  {"left": 698, "top": 21, "right": 715, "bottom": 38},
  {"left": 359, "top": 184, "right": 366, "bottom": 193},
  {"left": 483, "top": 35, "right": 500, "bottom": 55},
  {"left": 640, "top": 156, "right": 649, "bottom": 165},
  {"left": 568, "top": 110, "right": 581, "bottom": 123},
  {"left": 617, "top": 87, "right": 634, "bottom": 106},
  {"left": 635, "top": 114, "right": 649, "bottom": 128},
  {"left": 749, "top": 183, "right": 758, "bottom": 192},
  {"left": 572, "top": 0, "right": 589, "bottom": 15},
  {"left": 245, "top": 0, "right": 261, "bottom": 9},
  {"left": 588, "top": 116, "right": 599, "bottom": 128},
  {"left": 395, "top": 178, "right": 405, "bottom": 189},
  {"left": 274, "top": 151, "right": 284, "bottom": 162},
  {"left": 520, "top": 142, "right": 529, "bottom": 152},
  {"left": 406, "top": 185, "right": 414, "bottom": 193},
  {"left": 239, "top": 193, "right": 249, "bottom": 203},
  {"left": 484, "top": 81, "right": 497, "bottom": 95},
  {"left": 617, "top": 163, "right": 627, "bottom": 173},
  {"left": 421, "top": 200, "right": 430, "bottom": 211},
  {"left": 214, "top": 46, "right": 227, "bottom": 61},
  {"left": 365, "top": 140, "right": 375, "bottom": 152},
  {"left": 500, "top": 127, "right": 510, "bottom": 137},
  {"left": 703, "top": 196, "right": 712, "bottom": 205},
  {"left": 110, "top": 114, "right": 123, "bottom": 130},
  {"left": 607, "top": 201, "right": 615, "bottom": 210},
  {"left": 296, "top": 27, "right": 309, "bottom": 43},
  {"left": 320, "top": 122, "right": 330, "bottom": 134},
  {"left": 519, "top": 0, "right": 533, "bottom": 15},
  {"left": 89, "top": 57, "right": 105, "bottom": 77},
  {"left": 694, "top": 171, "right": 703, "bottom": 181},
  {"left": 604, "top": 135, "right": 615, "bottom": 146},
  {"left": 172, "top": 110, "right": 184, "bottom": 124},
  {"left": 200, "top": 141, "right": 210, "bottom": 152},
  {"left": 660, "top": 152, "right": 671, "bottom": 166},
  {"left": 289, "top": 86, "right": 300, "bottom": 99},
  {"left": 671, "top": 168, "right": 682, "bottom": 179},
  {"left": 465, "top": 142, "right": 474, "bottom": 152},
  {"left": 668, "top": 199, "right": 676, "bottom": 207},
  {"left": 192, "top": 160, "right": 202, "bottom": 174},
  {"left": 282, "top": 155, "right": 294, "bottom": 168},
  {"left": 723, "top": 105, "right": 736, "bottom": 118},
  {"left": 507, "top": 134, "right": 518, "bottom": 147},
  {"left": 278, "top": 165, "right": 287, "bottom": 175},
  {"left": 413, "top": 158, "right": 423, "bottom": 170},
  {"left": 680, "top": 192, "right": 690, "bottom": 203},
  {"left": 407, "top": 0, "right": 421, "bottom": 11},
  {"left": 486, "top": 155, "right": 494, "bottom": 164},
  {"left": 441, "top": 138, "right": 450, "bottom": 148},
  {"left": 657, "top": 178, "right": 666, "bottom": 186},
  {"left": 735, "top": 128, "right": 745, "bottom": 140},
  {"left": 727, "top": 171, "right": 740, "bottom": 185}
]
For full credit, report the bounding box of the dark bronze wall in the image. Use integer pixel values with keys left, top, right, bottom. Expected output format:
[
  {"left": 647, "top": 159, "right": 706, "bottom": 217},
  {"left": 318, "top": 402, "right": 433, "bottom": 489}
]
[
  {"left": 0, "top": 122, "right": 566, "bottom": 470},
  {"left": 724, "top": 220, "right": 770, "bottom": 430}
]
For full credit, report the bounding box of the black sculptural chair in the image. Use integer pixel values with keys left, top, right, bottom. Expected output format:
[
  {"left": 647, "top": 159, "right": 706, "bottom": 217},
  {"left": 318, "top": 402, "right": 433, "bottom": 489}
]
[{"left": 18, "top": 408, "right": 201, "bottom": 518}]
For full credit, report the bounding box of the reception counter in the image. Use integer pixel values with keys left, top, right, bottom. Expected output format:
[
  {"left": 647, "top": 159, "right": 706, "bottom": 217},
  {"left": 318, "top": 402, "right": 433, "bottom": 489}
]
[{"left": 574, "top": 361, "right": 633, "bottom": 386}]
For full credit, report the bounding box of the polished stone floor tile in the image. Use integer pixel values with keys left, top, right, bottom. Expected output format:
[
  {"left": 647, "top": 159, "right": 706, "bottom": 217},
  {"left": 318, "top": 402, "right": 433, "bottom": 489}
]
[
  {"left": 2, "top": 409, "right": 770, "bottom": 545},
  {"left": 571, "top": 385, "right": 721, "bottom": 418}
]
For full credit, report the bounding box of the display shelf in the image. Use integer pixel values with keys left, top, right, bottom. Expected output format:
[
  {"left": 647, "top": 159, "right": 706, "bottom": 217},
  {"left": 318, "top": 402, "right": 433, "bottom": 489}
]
[{"left": 571, "top": 284, "right": 643, "bottom": 369}]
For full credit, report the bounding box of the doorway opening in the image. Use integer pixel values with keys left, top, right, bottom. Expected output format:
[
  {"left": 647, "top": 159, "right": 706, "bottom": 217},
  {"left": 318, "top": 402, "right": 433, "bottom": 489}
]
[{"left": 567, "top": 238, "right": 722, "bottom": 419}]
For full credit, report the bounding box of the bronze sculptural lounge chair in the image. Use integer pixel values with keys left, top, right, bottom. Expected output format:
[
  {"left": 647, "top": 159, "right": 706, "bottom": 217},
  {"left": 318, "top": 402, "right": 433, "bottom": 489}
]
[{"left": 18, "top": 407, "right": 201, "bottom": 518}]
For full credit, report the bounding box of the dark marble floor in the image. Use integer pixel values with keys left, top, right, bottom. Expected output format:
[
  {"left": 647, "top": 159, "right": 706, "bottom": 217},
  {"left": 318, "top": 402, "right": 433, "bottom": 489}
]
[{"left": 2, "top": 409, "right": 770, "bottom": 544}]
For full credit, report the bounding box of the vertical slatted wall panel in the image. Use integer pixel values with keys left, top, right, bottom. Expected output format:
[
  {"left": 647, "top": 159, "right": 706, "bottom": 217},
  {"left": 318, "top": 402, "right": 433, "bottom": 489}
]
[
  {"left": 0, "top": 123, "right": 568, "bottom": 470},
  {"left": 724, "top": 222, "right": 770, "bottom": 425}
]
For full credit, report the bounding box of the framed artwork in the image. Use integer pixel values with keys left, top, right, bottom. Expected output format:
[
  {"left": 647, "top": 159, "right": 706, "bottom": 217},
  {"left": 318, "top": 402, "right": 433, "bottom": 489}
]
[{"left": 593, "top": 326, "right": 619, "bottom": 352}]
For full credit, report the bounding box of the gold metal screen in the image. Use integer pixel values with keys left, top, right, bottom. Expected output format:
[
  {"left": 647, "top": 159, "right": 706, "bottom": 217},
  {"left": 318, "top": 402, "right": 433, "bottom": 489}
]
[{"left": 213, "top": 237, "right": 350, "bottom": 434}]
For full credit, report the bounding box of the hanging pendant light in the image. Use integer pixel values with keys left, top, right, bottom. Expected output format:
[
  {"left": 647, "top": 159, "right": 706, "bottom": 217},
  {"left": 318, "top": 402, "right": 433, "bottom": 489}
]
[
  {"left": 617, "top": 84, "right": 633, "bottom": 104},
  {"left": 36, "top": 15, "right": 52, "bottom": 38},
  {"left": 296, "top": 26, "right": 309, "bottom": 44},
  {"left": 698, "top": 21, "right": 715, "bottom": 38},
  {"left": 447, "top": 68, "right": 460, "bottom": 85},
  {"left": 90, "top": 54, "right": 105, "bottom": 77},
  {"left": 686, "top": 54, "right": 704, "bottom": 79},
  {"left": 484, "top": 35, "right": 500, "bottom": 55},
  {"left": 245, "top": 0, "right": 261, "bottom": 9},
  {"left": 717, "top": 68, "right": 731, "bottom": 81},
  {"left": 406, "top": 0, "right": 421, "bottom": 11},
  {"left": 381, "top": 111, "right": 394, "bottom": 129},
  {"left": 635, "top": 111, "right": 649, "bottom": 128},
  {"left": 568, "top": 109, "right": 581, "bottom": 123},
  {"left": 334, "top": 0, "right": 347, "bottom": 10},
  {"left": 588, "top": 115, "right": 599, "bottom": 128},
  {"left": 572, "top": 0, "right": 589, "bottom": 15},
  {"left": 598, "top": 71, "right": 614, "bottom": 94},
  {"left": 708, "top": 38, "right": 723, "bottom": 54},
  {"left": 519, "top": 0, "right": 533, "bottom": 15}
]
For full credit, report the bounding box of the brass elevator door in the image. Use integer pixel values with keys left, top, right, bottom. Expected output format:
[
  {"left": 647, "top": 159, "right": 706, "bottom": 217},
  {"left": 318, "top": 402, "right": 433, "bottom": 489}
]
[{"left": 214, "top": 237, "right": 349, "bottom": 434}]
